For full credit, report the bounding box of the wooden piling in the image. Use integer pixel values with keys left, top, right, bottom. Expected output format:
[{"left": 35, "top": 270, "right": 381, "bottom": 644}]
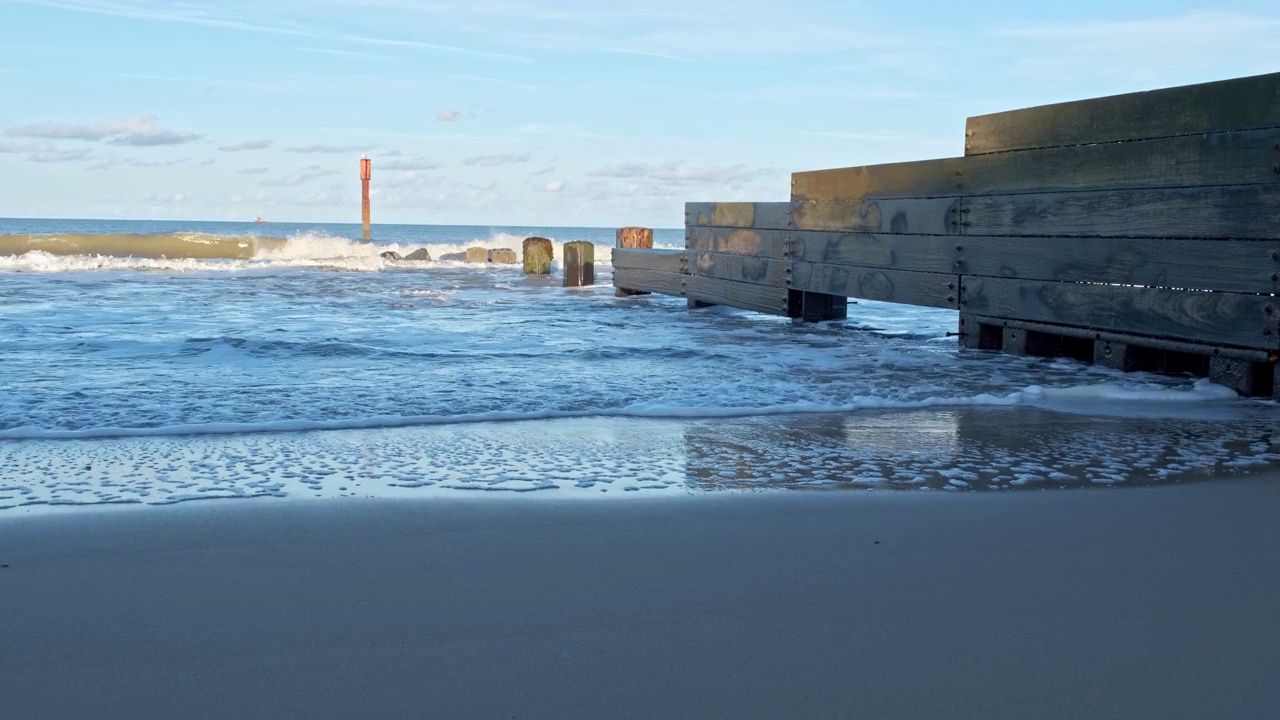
[
  {"left": 489, "top": 248, "right": 518, "bottom": 264},
  {"left": 360, "top": 158, "right": 372, "bottom": 241},
  {"left": 616, "top": 227, "right": 655, "bottom": 296},
  {"left": 563, "top": 242, "right": 595, "bottom": 287},
  {"left": 523, "top": 237, "right": 553, "bottom": 274},
  {"left": 616, "top": 227, "right": 654, "bottom": 249}
]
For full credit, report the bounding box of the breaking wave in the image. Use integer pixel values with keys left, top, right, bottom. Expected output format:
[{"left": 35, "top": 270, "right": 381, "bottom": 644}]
[{"left": 0, "top": 230, "right": 615, "bottom": 272}]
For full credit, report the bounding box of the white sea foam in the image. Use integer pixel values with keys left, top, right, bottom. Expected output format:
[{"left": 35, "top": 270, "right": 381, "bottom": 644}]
[
  {"left": 0, "top": 380, "right": 1243, "bottom": 442},
  {"left": 0, "top": 230, "right": 615, "bottom": 273}
]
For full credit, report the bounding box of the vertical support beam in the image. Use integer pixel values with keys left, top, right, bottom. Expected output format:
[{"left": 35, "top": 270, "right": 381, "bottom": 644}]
[
  {"left": 1094, "top": 341, "right": 1137, "bottom": 371},
  {"left": 564, "top": 241, "right": 595, "bottom": 287},
  {"left": 1209, "top": 355, "right": 1253, "bottom": 397},
  {"left": 616, "top": 227, "right": 655, "bottom": 297},
  {"left": 360, "top": 157, "right": 372, "bottom": 242},
  {"left": 788, "top": 290, "right": 848, "bottom": 322},
  {"left": 957, "top": 313, "right": 980, "bottom": 349},
  {"left": 523, "top": 237, "right": 553, "bottom": 274}
]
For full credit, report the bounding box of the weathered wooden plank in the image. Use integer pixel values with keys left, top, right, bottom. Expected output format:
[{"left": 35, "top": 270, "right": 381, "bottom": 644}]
[
  {"left": 963, "top": 184, "right": 1280, "bottom": 239},
  {"left": 689, "top": 250, "right": 959, "bottom": 310},
  {"left": 611, "top": 267, "right": 686, "bottom": 297},
  {"left": 954, "top": 235, "right": 1280, "bottom": 295},
  {"left": 791, "top": 263, "right": 958, "bottom": 309},
  {"left": 793, "top": 128, "right": 1280, "bottom": 202},
  {"left": 685, "top": 202, "right": 792, "bottom": 230},
  {"left": 692, "top": 227, "right": 1280, "bottom": 294},
  {"left": 961, "top": 277, "right": 1278, "bottom": 350},
  {"left": 611, "top": 248, "right": 686, "bottom": 274},
  {"left": 688, "top": 251, "right": 789, "bottom": 287},
  {"left": 684, "top": 275, "right": 791, "bottom": 316},
  {"left": 786, "top": 232, "right": 956, "bottom": 273},
  {"left": 791, "top": 198, "right": 959, "bottom": 234},
  {"left": 685, "top": 226, "right": 788, "bottom": 257},
  {"left": 966, "top": 71, "right": 1280, "bottom": 155}
]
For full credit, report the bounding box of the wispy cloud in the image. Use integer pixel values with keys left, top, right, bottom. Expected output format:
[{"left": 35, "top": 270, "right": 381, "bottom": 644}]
[
  {"left": 262, "top": 165, "right": 338, "bottom": 186},
  {"left": 219, "top": 139, "right": 272, "bottom": 151},
  {"left": 463, "top": 153, "right": 530, "bottom": 167},
  {"left": 6, "top": 114, "right": 202, "bottom": 146},
  {"left": 540, "top": 180, "right": 565, "bottom": 193},
  {"left": 380, "top": 156, "right": 441, "bottom": 171},
  {"left": 589, "top": 161, "right": 778, "bottom": 187},
  {"left": 284, "top": 144, "right": 372, "bottom": 154},
  {"left": 9, "top": 0, "right": 532, "bottom": 62},
  {"left": 237, "top": 166, "right": 270, "bottom": 175},
  {"left": 437, "top": 108, "right": 462, "bottom": 122},
  {"left": 27, "top": 147, "right": 95, "bottom": 163}
]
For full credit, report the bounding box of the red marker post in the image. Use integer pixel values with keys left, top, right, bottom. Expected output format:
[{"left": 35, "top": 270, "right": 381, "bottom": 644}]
[{"left": 360, "top": 157, "right": 372, "bottom": 241}]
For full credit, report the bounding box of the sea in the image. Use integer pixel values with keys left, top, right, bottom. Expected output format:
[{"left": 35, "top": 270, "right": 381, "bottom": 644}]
[{"left": 2, "top": 218, "right": 1279, "bottom": 512}]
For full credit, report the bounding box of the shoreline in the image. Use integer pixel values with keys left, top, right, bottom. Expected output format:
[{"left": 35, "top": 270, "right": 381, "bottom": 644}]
[{"left": 2, "top": 477, "right": 1277, "bottom": 718}]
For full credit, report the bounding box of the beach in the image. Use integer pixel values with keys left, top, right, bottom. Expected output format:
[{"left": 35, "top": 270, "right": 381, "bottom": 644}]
[
  {"left": 2, "top": 475, "right": 1277, "bottom": 718},
  {"left": 2, "top": 219, "right": 1279, "bottom": 718}
]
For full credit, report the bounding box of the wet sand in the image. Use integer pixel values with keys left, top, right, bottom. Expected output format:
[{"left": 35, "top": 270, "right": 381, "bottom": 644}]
[{"left": 1, "top": 478, "right": 1277, "bottom": 719}]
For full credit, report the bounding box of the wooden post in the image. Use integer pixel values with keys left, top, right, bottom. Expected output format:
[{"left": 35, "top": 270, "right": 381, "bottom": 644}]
[
  {"left": 489, "top": 248, "right": 517, "bottom": 264},
  {"left": 616, "top": 227, "right": 654, "bottom": 249},
  {"left": 523, "top": 237, "right": 553, "bottom": 274},
  {"left": 360, "top": 158, "right": 372, "bottom": 241},
  {"left": 616, "top": 226, "right": 654, "bottom": 296},
  {"left": 563, "top": 241, "right": 595, "bottom": 287}
]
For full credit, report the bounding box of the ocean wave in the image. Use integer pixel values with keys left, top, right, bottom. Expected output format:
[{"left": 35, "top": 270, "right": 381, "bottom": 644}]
[
  {"left": 0, "top": 380, "right": 1240, "bottom": 441},
  {"left": 0, "top": 230, "right": 615, "bottom": 272}
]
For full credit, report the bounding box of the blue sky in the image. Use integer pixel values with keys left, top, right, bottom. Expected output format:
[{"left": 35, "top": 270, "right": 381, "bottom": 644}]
[{"left": 0, "top": 0, "right": 1276, "bottom": 226}]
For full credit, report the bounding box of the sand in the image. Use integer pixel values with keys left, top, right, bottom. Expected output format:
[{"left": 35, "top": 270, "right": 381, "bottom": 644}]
[{"left": 1, "top": 479, "right": 1277, "bottom": 719}]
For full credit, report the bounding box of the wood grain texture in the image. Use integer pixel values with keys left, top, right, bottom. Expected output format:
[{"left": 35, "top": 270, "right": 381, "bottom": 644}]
[
  {"left": 963, "top": 184, "right": 1280, "bottom": 239},
  {"left": 966, "top": 71, "right": 1280, "bottom": 154},
  {"left": 685, "top": 226, "right": 787, "bottom": 257},
  {"left": 611, "top": 248, "right": 686, "bottom": 274},
  {"left": 684, "top": 275, "right": 791, "bottom": 316},
  {"left": 961, "top": 276, "right": 1278, "bottom": 349},
  {"left": 611, "top": 267, "right": 686, "bottom": 297},
  {"left": 685, "top": 202, "right": 792, "bottom": 229},
  {"left": 793, "top": 128, "right": 1280, "bottom": 202},
  {"left": 791, "top": 263, "right": 958, "bottom": 309},
  {"left": 952, "top": 235, "right": 1280, "bottom": 294},
  {"left": 791, "top": 198, "right": 959, "bottom": 234},
  {"left": 688, "top": 251, "right": 789, "bottom": 287}
]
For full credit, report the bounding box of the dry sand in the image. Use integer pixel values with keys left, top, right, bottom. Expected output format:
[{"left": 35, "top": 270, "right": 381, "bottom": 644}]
[{"left": 1, "top": 479, "right": 1277, "bottom": 719}]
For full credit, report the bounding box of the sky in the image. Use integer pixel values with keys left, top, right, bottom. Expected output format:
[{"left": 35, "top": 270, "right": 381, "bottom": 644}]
[{"left": 0, "top": 0, "right": 1277, "bottom": 227}]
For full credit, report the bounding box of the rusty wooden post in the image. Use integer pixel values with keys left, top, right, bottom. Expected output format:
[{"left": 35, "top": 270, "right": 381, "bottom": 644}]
[
  {"left": 563, "top": 241, "right": 595, "bottom": 287},
  {"left": 523, "top": 237, "right": 553, "bottom": 274},
  {"left": 616, "top": 227, "right": 654, "bottom": 296},
  {"left": 360, "top": 157, "right": 372, "bottom": 241}
]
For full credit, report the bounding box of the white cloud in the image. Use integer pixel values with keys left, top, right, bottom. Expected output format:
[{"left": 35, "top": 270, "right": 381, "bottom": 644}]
[
  {"left": 6, "top": 114, "right": 202, "bottom": 146},
  {"left": 380, "top": 156, "right": 441, "bottom": 171},
  {"left": 437, "top": 108, "right": 462, "bottom": 122},
  {"left": 588, "top": 161, "right": 774, "bottom": 186},
  {"left": 463, "top": 153, "right": 530, "bottom": 167},
  {"left": 284, "top": 144, "right": 372, "bottom": 154},
  {"left": 541, "top": 180, "right": 565, "bottom": 193},
  {"left": 218, "top": 139, "right": 272, "bottom": 151}
]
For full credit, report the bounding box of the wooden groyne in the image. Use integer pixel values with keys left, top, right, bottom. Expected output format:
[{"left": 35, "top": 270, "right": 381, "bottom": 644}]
[{"left": 612, "top": 71, "right": 1280, "bottom": 398}]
